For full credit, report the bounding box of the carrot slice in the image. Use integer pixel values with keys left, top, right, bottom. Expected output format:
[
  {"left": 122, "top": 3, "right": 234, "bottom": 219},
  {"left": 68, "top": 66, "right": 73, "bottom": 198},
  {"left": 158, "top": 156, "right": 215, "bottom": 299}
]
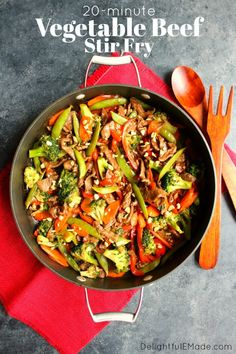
[
  {"left": 79, "top": 116, "right": 93, "bottom": 142},
  {"left": 81, "top": 198, "right": 92, "bottom": 213},
  {"left": 108, "top": 271, "right": 126, "bottom": 278},
  {"left": 147, "top": 205, "right": 160, "bottom": 217},
  {"left": 138, "top": 214, "right": 146, "bottom": 228},
  {"left": 102, "top": 200, "right": 120, "bottom": 225},
  {"left": 48, "top": 109, "right": 64, "bottom": 126},
  {"left": 33, "top": 211, "right": 52, "bottom": 221},
  {"left": 179, "top": 187, "right": 199, "bottom": 213},
  {"left": 40, "top": 245, "right": 68, "bottom": 267},
  {"left": 54, "top": 208, "right": 73, "bottom": 233},
  {"left": 71, "top": 223, "right": 89, "bottom": 237},
  {"left": 147, "top": 120, "right": 161, "bottom": 135}
]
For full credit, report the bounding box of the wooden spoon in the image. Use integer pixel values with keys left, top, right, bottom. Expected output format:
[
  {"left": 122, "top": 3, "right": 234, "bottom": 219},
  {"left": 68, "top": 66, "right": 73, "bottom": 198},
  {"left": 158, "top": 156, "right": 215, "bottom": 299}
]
[{"left": 171, "top": 66, "right": 236, "bottom": 211}]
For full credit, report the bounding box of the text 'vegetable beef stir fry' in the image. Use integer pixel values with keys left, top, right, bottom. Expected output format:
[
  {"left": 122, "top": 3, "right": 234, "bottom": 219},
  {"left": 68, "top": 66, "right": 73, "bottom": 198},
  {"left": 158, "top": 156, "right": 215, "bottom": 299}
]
[{"left": 24, "top": 95, "right": 203, "bottom": 279}]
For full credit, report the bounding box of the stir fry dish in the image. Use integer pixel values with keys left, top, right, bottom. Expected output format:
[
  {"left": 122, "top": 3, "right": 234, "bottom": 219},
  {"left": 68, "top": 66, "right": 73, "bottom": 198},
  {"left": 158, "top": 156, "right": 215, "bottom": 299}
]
[{"left": 24, "top": 95, "right": 203, "bottom": 279}]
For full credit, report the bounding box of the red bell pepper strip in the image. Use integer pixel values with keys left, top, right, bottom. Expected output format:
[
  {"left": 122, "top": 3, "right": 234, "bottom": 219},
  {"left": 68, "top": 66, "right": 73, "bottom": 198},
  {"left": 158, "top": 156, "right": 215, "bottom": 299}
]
[
  {"left": 130, "top": 228, "right": 145, "bottom": 276},
  {"left": 82, "top": 191, "right": 94, "bottom": 199},
  {"left": 111, "top": 139, "right": 118, "bottom": 153},
  {"left": 110, "top": 129, "right": 122, "bottom": 142},
  {"left": 99, "top": 177, "right": 116, "bottom": 186},
  {"left": 102, "top": 200, "right": 120, "bottom": 225},
  {"left": 154, "top": 239, "right": 167, "bottom": 258}
]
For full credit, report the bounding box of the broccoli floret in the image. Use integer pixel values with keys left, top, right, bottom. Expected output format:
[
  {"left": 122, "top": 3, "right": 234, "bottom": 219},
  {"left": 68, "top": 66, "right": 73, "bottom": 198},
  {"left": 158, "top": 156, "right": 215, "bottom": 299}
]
[
  {"left": 88, "top": 199, "right": 106, "bottom": 224},
  {"left": 97, "top": 157, "right": 109, "bottom": 178},
  {"left": 162, "top": 169, "right": 192, "bottom": 193},
  {"left": 142, "top": 229, "right": 156, "bottom": 255},
  {"left": 24, "top": 166, "right": 40, "bottom": 189},
  {"left": 71, "top": 243, "right": 98, "bottom": 266},
  {"left": 29, "top": 135, "right": 62, "bottom": 162},
  {"left": 149, "top": 160, "right": 161, "bottom": 172},
  {"left": 67, "top": 187, "right": 81, "bottom": 208},
  {"left": 38, "top": 219, "right": 52, "bottom": 237},
  {"left": 58, "top": 169, "right": 77, "bottom": 203},
  {"left": 37, "top": 235, "right": 56, "bottom": 248},
  {"left": 103, "top": 246, "right": 130, "bottom": 273},
  {"left": 130, "top": 135, "right": 141, "bottom": 149},
  {"left": 80, "top": 265, "right": 100, "bottom": 279},
  {"left": 152, "top": 216, "right": 168, "bottom": 231},
  {"left": 187, "top": 163, "right": 201, "bottom": 178},
  {"left": 166, "top": 213, "right": 184, "bottom": 234},
  {"left": 154, "top": 111, "right": 168, "bottom": 122},
  {"left": 179, "top": 210, "right": 192, "bottom": 239}
]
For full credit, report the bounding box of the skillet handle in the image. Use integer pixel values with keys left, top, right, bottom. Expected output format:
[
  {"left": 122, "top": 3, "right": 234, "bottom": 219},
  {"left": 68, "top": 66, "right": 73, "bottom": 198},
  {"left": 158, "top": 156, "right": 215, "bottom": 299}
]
[
  {"left": 84, "top": 287, "right": 144, "bottom": 323},
  {"left": 84, "top": 54, "right": 142, "bottom": 88}
]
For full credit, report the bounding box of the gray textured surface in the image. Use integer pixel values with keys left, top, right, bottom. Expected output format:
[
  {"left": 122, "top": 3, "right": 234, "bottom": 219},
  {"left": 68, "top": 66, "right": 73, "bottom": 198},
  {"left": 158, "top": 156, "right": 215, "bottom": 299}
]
[{"left": 0, "top": 0, "right": 236, "bottom": 353}]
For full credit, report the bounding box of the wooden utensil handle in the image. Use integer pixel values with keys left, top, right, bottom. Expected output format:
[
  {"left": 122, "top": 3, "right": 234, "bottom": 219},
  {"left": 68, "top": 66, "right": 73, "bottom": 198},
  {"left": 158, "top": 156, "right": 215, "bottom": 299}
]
[
  {"left": 222, "top": 149, "right": 236, "bottom": 210},
  {"left": 199, "top": 144, "right": 223, "bottom": 269}
]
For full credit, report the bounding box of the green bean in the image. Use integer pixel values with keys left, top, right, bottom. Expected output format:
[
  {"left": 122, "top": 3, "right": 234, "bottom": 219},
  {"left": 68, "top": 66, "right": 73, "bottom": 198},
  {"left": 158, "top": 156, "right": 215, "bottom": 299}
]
[
  {"left": 57, "top": 236, "right": 80, "bottom": 271},
  {"left": 90, "top": 97, "right": 127, "bottom": 110},
  {"left": 94, "top": 251, "right": 109, "bottom": 275},
  {"left": 158, "top": 147, "right": 186, "bottom": 181},
  {"left": 159, "top": 127, "right": 176, "bottom": 143},
  {"left": 68, "top": 217, "right": 103, "bottom": 240},
  {"left": 72, "top": 112, "right": 81, "bottom": 143},
  {"left": 51, "top": 106, "right": 72, "bottom": 139},
  {"left": 86, "top": 120, "right": 101, "bottom": 156},
  {"left": 74, "top": 149, "right": 87, "bottom": 179}
]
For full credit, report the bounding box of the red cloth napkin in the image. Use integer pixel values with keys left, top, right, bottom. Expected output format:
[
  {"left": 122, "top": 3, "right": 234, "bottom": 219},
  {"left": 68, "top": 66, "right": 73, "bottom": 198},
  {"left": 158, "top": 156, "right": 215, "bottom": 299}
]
[{"left": 0, "top": 54, "right": 235, "bottom": 354}]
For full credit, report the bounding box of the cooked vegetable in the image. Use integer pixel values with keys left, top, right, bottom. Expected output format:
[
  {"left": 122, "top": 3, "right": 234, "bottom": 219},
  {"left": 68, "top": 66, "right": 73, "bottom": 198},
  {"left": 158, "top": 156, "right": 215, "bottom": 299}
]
[
  {"left": 158, "top": 147, "right": 186, "bottom": 181},
  {"left": 80, "top": 265, "right": 100, "bottom": 279},
  {"left": 103, "top": 246, "right": 130, "bottom": 273},
  {"left": 111, "top": 111, "right": 127, "bottom": 125},
  {"left": 97, "top": 157, "right": 109, "bottom": 178},
  {"left": 24, "top": 94, "right": 202, "bottom": 278},
  {"left": 58, "top": 170, "right": 77, "bottom": 203},
  {"left": 38, "top": 219, "right": 52, "bottom": 237},
  {"left": 74, "top": 149, "right": 87, "bottom": 179},
  {"left": 94, "top": 251, "right": 109, "bottom": 275},
  {"left": 86, "top": 120, "right": 101, "bottom": 156},
  {"left": 24, "top": 166, "right": 40, "bottom": 189},
  {"left": 89, "top": 97, "right": 127, "bottom": 110},
  {"left": 68, "top": 217, "right": 103, "bottom": 240},
  {"left": 162, "top": 169, "right": 192, "bottom": 193},
  {"left": 29, "top": 135, "right": 62, "bottom": 162},
  {"left": 51, "top": 106, "right": 72, "bottom": 139},
  {"left": 92, "top": 186, "right": 119, "bottom": 194},
  {"left": 72, "top": 112, "right": 81, "bottom": 143},
  {"left": 88, "top": 199, "right": 106, "bottom": 224},
  {"left": 142, "top": 229, "right": 156, "bottom": 255}
]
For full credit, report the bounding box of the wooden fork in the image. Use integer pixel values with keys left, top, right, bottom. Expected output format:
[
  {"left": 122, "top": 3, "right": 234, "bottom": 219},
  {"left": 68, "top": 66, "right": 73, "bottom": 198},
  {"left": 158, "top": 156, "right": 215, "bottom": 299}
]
[{"left": 199, "top": 86, "right": 234, "bottom": 269}]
